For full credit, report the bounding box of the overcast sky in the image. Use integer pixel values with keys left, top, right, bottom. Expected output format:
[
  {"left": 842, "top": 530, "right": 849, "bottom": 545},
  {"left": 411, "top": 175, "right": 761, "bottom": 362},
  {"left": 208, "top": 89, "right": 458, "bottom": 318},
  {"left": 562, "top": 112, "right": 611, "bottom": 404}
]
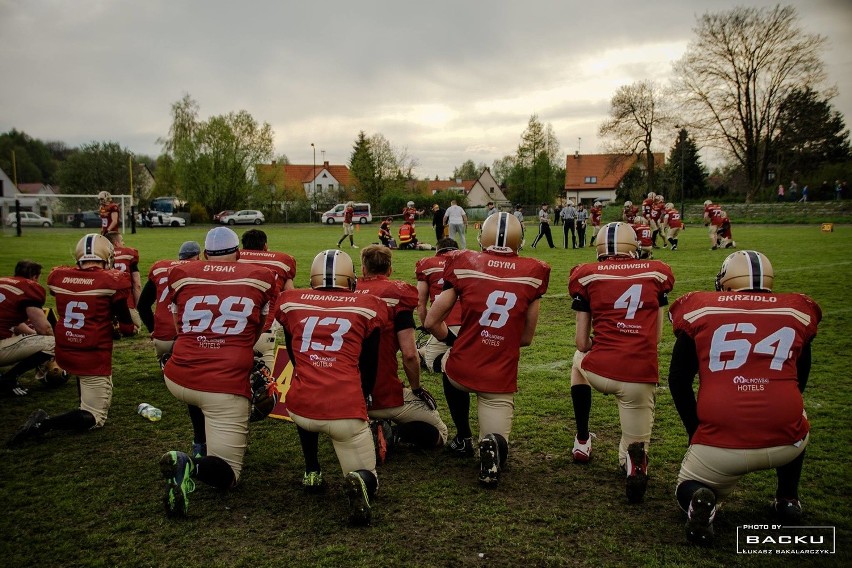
[{"left": 1, "top": 0, "right": 850, "bottom": 180}]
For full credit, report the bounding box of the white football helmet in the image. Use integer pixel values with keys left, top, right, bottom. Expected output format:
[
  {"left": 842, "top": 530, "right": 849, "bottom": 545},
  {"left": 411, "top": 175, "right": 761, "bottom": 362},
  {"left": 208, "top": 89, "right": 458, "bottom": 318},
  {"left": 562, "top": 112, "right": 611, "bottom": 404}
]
[
  {"left": 596, "top": 222, "right": 638, "bottom": 260},
  {"left": 715, "top": 250, "right": 774, "bottom": 292},
  {"left": 647, "top": 192, "right": 656, "bottom": 200},
  {"left": 479, "top": 211, "right": 523, "bottom": 252},
  {"left": 665, "top": 202, "right": 674, "bottom": 209},
  {"left": 594, "top": 201, "right": 601, "bottom": 208},
  {"left": 624, "top": 200, "right": 633, "bottom": 208},
  {"left": 407, "top": 201, "right": 415, "bottom": 208},
  {"left": 703, "top": 199, "right": 712, "bottom": 206},
  {"left": 75, "top": 233, "right": 114, "bottom": 267},
  {"left": 97, "top": 191, "right": 111, "bottom": 204},
  {"left": 310, "top": 249, "right": 357, "bottom": 291}
]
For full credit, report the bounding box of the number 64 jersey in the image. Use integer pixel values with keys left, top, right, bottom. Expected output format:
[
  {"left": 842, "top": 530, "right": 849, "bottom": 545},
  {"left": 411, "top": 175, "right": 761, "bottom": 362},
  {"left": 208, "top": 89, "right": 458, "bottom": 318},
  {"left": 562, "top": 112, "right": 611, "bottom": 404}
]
[{"left": 669, "top": 291, "right": 821, "bottom": 448}]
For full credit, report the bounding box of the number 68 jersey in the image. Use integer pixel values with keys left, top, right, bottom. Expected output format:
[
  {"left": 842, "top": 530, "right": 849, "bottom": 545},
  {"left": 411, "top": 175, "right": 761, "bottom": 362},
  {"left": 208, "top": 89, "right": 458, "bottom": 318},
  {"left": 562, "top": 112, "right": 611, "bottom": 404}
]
[
  {"left": 164, "top": 261, "right": 276, "bottom": 398},
  {"left": 670, "top": 291, "right": 821, "bottom": 448}
]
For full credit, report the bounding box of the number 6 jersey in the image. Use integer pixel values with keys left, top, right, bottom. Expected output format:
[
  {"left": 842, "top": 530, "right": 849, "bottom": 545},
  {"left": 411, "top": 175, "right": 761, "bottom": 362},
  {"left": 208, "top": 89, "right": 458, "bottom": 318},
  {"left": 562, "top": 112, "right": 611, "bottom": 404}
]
[
  {"left": 569, "top": 259, "right": 675, "bottom": 383},
  {"left": 669, "top": 291, "right": 821, "bottom": 448}
]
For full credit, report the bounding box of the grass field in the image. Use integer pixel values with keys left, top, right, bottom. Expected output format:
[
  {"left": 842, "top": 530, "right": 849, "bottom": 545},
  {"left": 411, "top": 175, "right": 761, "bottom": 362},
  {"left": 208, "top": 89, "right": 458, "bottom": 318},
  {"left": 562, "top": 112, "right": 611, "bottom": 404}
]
[{"left": 0, "top": 222, "right": 849, "bottom": 567}]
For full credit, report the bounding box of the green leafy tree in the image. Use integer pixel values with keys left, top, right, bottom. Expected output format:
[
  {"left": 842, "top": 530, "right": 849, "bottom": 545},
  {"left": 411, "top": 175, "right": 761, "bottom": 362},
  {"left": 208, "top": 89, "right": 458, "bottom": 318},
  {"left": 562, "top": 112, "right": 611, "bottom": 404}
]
[
  {"left": 159, "top": 94, "right": 274, "bottom": 215},
  {"left": 0, "top": 129, "right": 58, "bottom": 184},
  {"left": 452, "top": 159, "right": 485, "bottom": 180},
  {"left": 490, "top": 155, "right": 515, "bottom": 186},
  {"left": 657, "top": 129, "right": 708, "bottom": 202},
  {"left": 348, "top": 131, "right": 418, "bottom": 205},
  {"left": 349, "top": 131, "right": 378, "bottom": 203},
  {"left": 505, "top": 115, "right": 563, "bottom": 205},
  {"left": 56, "top": 141, "right": 143, "bottom": 197},
  {"left": 674, "top": 5, "right": 827, "bottom": 201}
]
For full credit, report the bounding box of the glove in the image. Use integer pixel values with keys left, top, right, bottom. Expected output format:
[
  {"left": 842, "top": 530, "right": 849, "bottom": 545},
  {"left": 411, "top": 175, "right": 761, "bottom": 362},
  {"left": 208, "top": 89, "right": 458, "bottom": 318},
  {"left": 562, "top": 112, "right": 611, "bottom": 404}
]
[
  {"left": 412, "top": 387, "right": 437, "bottom": 411},
  {"left": 443, "top": 328, "right": 457, "bottom": 347}
]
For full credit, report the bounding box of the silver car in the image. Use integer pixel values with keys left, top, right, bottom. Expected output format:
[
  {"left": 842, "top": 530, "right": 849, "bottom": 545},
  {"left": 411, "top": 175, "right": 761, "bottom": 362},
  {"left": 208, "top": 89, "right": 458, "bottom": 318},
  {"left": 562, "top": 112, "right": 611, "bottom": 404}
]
[
  {"left": 6, "top": 211, "right": 53, "bottom": 227},
  {"left": 221, "top": 210, "right": 265, "bottom": 225}
]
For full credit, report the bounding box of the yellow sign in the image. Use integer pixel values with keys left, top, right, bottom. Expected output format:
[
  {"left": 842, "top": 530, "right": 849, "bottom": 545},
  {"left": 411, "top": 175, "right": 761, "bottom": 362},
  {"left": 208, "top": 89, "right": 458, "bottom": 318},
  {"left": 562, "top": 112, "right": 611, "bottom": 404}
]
[{"left": 821, "top": 223, "right": 834, "bottom": 232}]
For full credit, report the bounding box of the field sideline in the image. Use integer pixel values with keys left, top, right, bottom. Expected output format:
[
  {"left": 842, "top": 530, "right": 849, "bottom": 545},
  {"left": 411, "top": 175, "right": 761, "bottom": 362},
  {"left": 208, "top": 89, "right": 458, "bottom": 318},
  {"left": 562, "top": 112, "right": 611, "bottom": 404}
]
[{"left": 0, "top": 222, "right": 849, "bottom": 567}]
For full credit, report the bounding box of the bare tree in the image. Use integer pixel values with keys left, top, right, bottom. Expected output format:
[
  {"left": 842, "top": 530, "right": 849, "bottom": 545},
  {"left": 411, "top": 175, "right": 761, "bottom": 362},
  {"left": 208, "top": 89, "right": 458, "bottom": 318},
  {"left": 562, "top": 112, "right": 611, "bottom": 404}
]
[
  {"left": 673, "top": 4, "right": 826, "bottom": 201},
  {"left": 598, "top": 80, "right": 673, "bottom": 193}
]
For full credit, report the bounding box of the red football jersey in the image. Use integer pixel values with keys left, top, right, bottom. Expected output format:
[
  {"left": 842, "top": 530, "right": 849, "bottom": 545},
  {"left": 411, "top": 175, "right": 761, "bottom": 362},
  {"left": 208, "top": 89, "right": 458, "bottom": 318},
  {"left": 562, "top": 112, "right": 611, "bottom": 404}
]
[
  {"left": 0, "top": 277, "right": 47, "bottom": 339},
  {"left": 623, "top": 206, "right": 639, "bottom": 223},
  {"left": 99, "top": 202, "right": 120, "bottom": 234},
  {"left": 402, "top": 207, "right": 416, "bottom": 224},
  {"left": 164, "top": 261, "right": 276, "bottom": 398},
  {"left": 415, "top": 253, "right": 463, "bottom": 326},
  {"left": 343, "top": 206, "right": 354, "bottom": 224},
  {"left": 47, "top": 266, "right": 131, "bottom": 375},
  {"left": 355, "top": 275, "right": 418, "bottom": 410},
  {"left": 670, "top": 291, "right": 821, "bottom": 448},
  {"left": 443, "top": 250, "right": 551, "bottom": 393},
  {"left": 569, "top": 259, "right": 675, "bottom": 383},
  {"left": 704, "top": 203, "right": 723, "bottom": 226},
  {"left": 665, "top": 208, "right": 683, "bottom": 228},
  {"left": 146, "top": 259, "right": 193, "bottom": 341},
  {"left": 717, "top": 220, "right": 733, "bottom": 239},
  {"left": 275, "top": 289, "right": 387, "bottom": 421},
  {"left": 113, "top": 245, "right": 140, "bottom": 308},
  {"left": 641, "top": 198, "right": 654, "bottom": 219},
  {"left": 632, "top": 223, "right": 653, "bottom": 247},
  {"left": 651, "top": 202, "right": 665, "bottom": 221},
  {"left": 589, "top": 206, "right": 602, "bottom": 226},
  {"left": 238, "top": 249, "right": 297, "bottom": 330}
]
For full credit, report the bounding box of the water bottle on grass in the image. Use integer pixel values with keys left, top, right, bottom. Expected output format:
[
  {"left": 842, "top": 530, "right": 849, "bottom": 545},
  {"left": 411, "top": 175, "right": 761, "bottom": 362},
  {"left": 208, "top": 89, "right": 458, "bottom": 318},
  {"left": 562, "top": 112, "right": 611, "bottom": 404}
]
[{"left": 137, "top": 403, "right": 162, "bottom": 421}]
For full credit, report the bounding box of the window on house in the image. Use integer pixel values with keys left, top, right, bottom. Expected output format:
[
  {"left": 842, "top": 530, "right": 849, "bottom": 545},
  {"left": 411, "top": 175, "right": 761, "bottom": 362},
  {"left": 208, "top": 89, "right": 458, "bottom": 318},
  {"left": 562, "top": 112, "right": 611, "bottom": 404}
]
[
  {"left": 316, "top": 184, "right": 322, "bottom": 190},
  {"left": 584, "top": 176, "right": 597, "bottom": 184}
]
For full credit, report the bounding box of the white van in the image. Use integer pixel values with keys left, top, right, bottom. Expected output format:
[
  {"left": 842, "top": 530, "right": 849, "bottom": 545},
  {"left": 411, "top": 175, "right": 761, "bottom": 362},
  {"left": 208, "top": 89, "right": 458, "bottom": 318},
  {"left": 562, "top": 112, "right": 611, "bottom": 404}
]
[{"left": 321, "top": 203, "right": 373, "bottom": 224}]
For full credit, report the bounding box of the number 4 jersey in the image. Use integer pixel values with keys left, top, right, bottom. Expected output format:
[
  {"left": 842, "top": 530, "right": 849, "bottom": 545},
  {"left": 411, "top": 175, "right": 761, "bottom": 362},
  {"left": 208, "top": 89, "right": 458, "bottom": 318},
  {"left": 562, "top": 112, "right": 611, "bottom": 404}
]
[
  {"left": 569, "top": 259, "right": 675, "bottom": 383},
  {"left": 164, "top": 261, "right": 277, "bottom": 398},
  {"left": 670, "top": 291, "right": 821, "bottom": 448}
]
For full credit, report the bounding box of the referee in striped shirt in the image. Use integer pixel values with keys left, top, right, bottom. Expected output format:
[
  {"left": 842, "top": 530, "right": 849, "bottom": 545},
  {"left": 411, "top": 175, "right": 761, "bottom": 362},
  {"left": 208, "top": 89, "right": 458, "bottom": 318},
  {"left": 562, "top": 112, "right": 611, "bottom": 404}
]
[{"left": 575, "top": 203, "right": 589, "bottom": 247}]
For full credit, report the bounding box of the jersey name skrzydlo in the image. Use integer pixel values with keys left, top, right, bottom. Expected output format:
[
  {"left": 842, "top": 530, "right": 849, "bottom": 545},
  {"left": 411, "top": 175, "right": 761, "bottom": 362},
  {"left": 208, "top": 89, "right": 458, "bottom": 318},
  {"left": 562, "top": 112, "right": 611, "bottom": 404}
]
[
  {"left": 569, "top": 259, "right": 675, "bottom": 384},
  {"left": 0, "top": 277, "right": 47, "bottom": 339},
  {"left": 415, "top": 253, "right": 463, "bottom": 326},
  {"left": 47, "top": 266, "right": 131, "bottom": 376},
  {"left": 146, "top": 259, "right": 193, "bottom": 341},
  {"left": 113, "top": 245, "right": 140, "bottom": 308},
  {"left": 276, "top": 289, "right": 386, "bottom": 421},
  {"left": 164, "top": 261, "right": 276, "bottom": 398},
  {"left": 238, "top": 249, "right": 297, "bottom": 331},
  {"left": 355, "top": 275, "right": 418, "bottom": 410},
  {"left": 670, "top": 291, "right": 821, "bottom": 449},
  {"left": 443, "top": 250, "right": 551, "bottom": 393}
]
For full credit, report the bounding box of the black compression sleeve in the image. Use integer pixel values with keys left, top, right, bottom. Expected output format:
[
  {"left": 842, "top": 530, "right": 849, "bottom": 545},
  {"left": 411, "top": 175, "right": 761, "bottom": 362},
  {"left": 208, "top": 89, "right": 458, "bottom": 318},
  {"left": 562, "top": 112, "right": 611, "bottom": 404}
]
[
  {"left": 394, "top": 309, "right": 416, "bottom": 332},
  {"left": 668, "top": 333, "right": 700, "bottom": 440},
  {"left": 797, "top": 341, "right": 812, "bottom": 393},
  {"left": 137, "top": 280, "right": 156, "bottom": 332},
  {"left": 359, "top": 328, "right": 381, "bottom": 398}
]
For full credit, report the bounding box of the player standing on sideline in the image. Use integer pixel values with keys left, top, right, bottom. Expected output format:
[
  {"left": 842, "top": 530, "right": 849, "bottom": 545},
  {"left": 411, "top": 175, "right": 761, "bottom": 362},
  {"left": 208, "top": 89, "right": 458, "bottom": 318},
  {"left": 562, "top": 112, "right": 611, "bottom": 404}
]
[
  {"left": 663, "top": 203, "right": 683, "bottom": 250},
  {"left": 589, "top": 201, "right": 603, "bottom": 246},
  {"left": 568, "top": 222, "right": 675, "bottom": 503},
  {"left": 703, "top": 200, "right": 723, "bottom": 249},
  {"left": 415, "top": 238, "right": 461, "bottom": 372},
  {"left": 0, "top": 260, "right": 59, "bottom": 397},
  {"left": 560, "top": 201, "right": 577, "bottom": 249},
  {"left": 444, "top": 200, "right": 468, "bottom": 249},
  {"left": 157, "top": 227, "right": 276, "bottom": 518},
  {"left": 276, "top": 250, "right": 385, "bottom": 525},
  {"left": 357, "top": 245, "right": 448, "bottom": 454},
  {"left": 9, "top": 235, "right": 135, "bottom": 445},
  {"left": 425, "top": 213, "right": 550, "bottom": 486},
  {"left": 98, "top": 191, "right": 120, "bottom": 235},
  {"left": 337, "top": 201, "right": 358, "bottom": 249},
  {"left": 105, "top": 232, "right": 142, "bottom": 331},
  {"left": 668, "top": 251, "right": 821, "bottom": 546},
  {"left": 531, "top": 203, "right": 555, "bottom": 249},
  {"left": 239, "top": 228, "right": 297, "bottom": 369}
]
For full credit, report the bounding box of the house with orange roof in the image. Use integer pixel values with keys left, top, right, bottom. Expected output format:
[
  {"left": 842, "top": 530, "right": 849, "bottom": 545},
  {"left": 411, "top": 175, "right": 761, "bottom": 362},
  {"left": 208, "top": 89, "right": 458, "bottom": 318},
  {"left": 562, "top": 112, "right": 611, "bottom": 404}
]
[
  {"left": 256, "top": 160, "right": 354, "bottom": 203},
  {"left": 425, "top": 168, "right": 509, "bottom": 207},
  {"left": 564, "top": 153, "right": 664, "bottom": 204},
  {"left": 0, "top": 177, "right": 57, "bottom": 220}
]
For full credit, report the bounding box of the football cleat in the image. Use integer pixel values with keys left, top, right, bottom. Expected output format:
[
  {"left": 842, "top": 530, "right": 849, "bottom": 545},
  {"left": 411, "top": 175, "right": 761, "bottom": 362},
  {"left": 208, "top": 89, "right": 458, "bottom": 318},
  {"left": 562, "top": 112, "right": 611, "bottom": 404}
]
[
  {"left": 36, "top": 360, "right": 69, "bottom": 387},
  {"left": 448, "top": 435, "right": 474, "bottom": 458},
  {"left": 686, "top": 487, "right": 717, "bottom": 546},
  {"left": 625, "top": 442, "right": 649, "bottom": 503},
  {"left": 159, "top": 450, "right": 196, "bottom": 518},
  {"left": 478, "top": 434, "right": 501, "bottom": 487},
  {"left": 772, "top": 498, "right": 803, "bottom": 523},
  {"left": 302, "top": 471, "right": 326, "bottom": 494},
  {"left": 572, "top": 433, "right": 595, "bottom": 463},
  {"left": 191, "top": 442, "right": 207, "bottom": 459},
  {"left": 370, "top": 419, "right": 392, "bottom": 465},
  {"left": 1, "top": 376, "right": 28, "bottom": 397},
  {"left": 344, "top": 472, "right": 372, "bottom": 526},
  {"left": 7, "top": 409, "right": 49, "bottom": 445}
]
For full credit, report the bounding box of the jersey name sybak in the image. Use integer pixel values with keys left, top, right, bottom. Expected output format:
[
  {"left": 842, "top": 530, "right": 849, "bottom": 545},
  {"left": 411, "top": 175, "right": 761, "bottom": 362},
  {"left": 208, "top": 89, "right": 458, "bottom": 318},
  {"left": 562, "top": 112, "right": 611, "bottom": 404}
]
[
  {"left": 47, "top": 266, "right": 131, "bottom": 375},
  {"left": 238, "top": 249, "right": 297, "bottom": 331},
  {"left": 0, "top": 276, "right": 47, "bottom": 339},
  {"left": 670, "top": 291, "right": 821, "bottom": 449},
  {"left": 444, "top": 250, "right": 551, "bottom": 393},
  {"left": 569, "top": 259, "right": 675, "bottom": 383},
  {"left": 146, "top": 259, "right": 192, "bottom": 341},
  {"left": 415, "top": 254, "right": 463, "bottom": 326},
  {"left": 164, "top": 261, "right": 276, "bottom": 398},
  {"left": 355, "top": 276, "right": 418, "bottom": 410},
  {"left": 276, "top": 289, "right": 387, "bottom": 421}
]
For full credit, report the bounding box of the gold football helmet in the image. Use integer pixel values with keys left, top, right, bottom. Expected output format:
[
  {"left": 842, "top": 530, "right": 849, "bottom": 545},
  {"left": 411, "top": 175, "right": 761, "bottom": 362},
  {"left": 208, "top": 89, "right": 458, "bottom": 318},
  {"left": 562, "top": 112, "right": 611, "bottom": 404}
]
[
  {"left": 479, "top": 211, "right": 523, "bottom": 252},
  {"left": 596, "top": 222, "right": 638, "bottom": 260},
  {"left": 75, "top": 233, "right": 114, "bottom": 267},
  {"left": 715, "top": 250, "right": 774, "bottom": 292},
  {"left": 310, "top": 249, "right": 357, "bottom": 291}
]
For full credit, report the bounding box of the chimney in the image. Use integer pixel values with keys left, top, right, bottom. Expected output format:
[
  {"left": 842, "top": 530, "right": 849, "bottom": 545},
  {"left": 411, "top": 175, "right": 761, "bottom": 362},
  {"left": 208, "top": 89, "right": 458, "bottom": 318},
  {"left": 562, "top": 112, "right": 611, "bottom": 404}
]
[
  {"left": 271, "top": 160, "right": 276, "bottom": 165},
  {"left": 574, "top": 151, "right": 579, "bottom": 159},
  {"left": 323, "top": 161, "right": 329, "bottom": 169}
]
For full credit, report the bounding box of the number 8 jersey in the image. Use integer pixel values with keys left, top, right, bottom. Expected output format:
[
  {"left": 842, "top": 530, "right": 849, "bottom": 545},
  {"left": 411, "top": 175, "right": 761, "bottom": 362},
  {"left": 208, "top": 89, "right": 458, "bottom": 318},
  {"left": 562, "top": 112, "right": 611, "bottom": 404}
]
[
  {"left": 569, "top": 259, "right": 675, "bottom": 383},
  {"left": 669, "top": 291, "right": 821, "bottom": 448}
]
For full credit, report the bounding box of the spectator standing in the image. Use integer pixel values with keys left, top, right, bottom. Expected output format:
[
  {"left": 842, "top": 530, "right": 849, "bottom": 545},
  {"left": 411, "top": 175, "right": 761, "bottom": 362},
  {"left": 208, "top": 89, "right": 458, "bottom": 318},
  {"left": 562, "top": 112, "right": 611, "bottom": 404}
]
[
  {"left": 777, "top": 185, "right": 785, "bottom": 202},
  {"left": 431, "top": 204, "right": 446, "bottom": 242},
  {"left": 444, "top": 200, "right": 468, "bottom": 249},
  {"left": 799, "top": 186, "right": 809, "bottom": 202},
  {"left": 486, "top": 202, "right": 498, "bottom": 218}
]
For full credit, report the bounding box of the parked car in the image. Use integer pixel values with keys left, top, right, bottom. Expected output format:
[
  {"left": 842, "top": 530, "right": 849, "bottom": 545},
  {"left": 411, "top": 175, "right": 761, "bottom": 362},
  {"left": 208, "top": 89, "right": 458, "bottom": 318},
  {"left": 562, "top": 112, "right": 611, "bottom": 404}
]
[
  {"left": 213, "top": 210, "right": 234, "bottom": 223},
  {"left": 220, "top": 210, "right": 265, "bottom": 225},
  {"left": 137, "top": 212, "right": 186, "bottom": 227},
  {"left": 6, "top": 211, "right": 53, "bottom": 227},
  {"left": 321, "top": 203, "right": 373, "bottom": 224},
  {"left": 71, "top": 211, "right": 102, "bottom": 228}
]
